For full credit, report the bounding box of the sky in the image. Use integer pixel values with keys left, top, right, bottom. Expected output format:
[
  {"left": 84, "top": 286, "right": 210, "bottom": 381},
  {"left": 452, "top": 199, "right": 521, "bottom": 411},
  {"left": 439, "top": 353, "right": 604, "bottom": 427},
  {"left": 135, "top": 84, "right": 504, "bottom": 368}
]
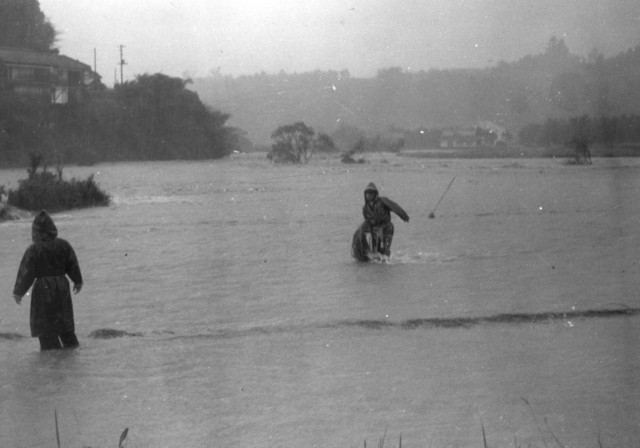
[{"left": 39, "top": 0, "right": 640, "bottom": 85}]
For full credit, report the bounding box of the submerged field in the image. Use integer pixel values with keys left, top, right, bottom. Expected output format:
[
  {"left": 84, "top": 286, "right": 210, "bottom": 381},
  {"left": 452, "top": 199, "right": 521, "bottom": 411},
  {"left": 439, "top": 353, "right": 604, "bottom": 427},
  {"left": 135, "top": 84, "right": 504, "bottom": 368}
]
[
  {"left": 1, "top": 154, "right": 639, "bottom": 447},
  {"left": 398, "top": 143, "right": 640, "bottom": 159}
]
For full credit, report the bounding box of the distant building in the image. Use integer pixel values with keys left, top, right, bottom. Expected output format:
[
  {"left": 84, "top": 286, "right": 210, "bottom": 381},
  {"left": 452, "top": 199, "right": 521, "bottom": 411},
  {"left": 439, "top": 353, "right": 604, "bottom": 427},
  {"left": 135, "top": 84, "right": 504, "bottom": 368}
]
[
  {"left": 0, "top": 47, "right": 96, "bottom": 105},
  {"left": 439, "top": 121, "right": 513, "bottom": 148},
  {"left": 439, "top": 126, "right": 477, "bottom": 148},
  {"left": 475, "top": 120, "right": 513, "bottom": 146}
]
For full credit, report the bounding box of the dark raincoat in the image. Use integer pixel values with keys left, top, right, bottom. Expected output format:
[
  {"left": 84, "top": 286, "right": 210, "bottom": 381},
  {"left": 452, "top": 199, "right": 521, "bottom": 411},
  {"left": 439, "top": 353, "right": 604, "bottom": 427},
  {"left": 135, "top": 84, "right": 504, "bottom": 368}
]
[
  {"left": 352, "top": 182, "right": 409, "bottom": 259},
  {"left": 362, "top": 182, "right": 409, "bottom": 227},
  {"left": 13, "top": 211, "right": 83, "bottom": 338}
]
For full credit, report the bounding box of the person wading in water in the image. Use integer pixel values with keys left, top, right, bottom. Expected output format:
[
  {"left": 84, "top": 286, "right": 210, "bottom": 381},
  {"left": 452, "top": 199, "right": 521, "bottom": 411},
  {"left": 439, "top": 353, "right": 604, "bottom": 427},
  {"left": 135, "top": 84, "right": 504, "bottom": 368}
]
[
  {"left": 362, "top": 182, "right": 409, "bottom": 256},
  {"left": 12, "top": 210, "right": 83, "bottom": 351}
]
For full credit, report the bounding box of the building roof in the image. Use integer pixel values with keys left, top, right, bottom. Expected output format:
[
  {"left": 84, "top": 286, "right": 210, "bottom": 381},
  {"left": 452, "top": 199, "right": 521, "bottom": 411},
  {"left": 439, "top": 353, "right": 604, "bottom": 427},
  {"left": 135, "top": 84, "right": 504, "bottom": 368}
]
[{"left": 0, "top": 47, "right": 90, "bottom": 71}]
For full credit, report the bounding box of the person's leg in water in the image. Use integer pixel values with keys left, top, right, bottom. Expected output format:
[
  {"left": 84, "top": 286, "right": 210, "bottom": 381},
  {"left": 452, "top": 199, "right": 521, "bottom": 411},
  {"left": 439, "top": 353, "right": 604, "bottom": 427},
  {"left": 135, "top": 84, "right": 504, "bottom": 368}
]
[
  {"left": 373, "top": 227, "right": 384, "bottom": 253},
  {"left": 39, "top": 335, "right": 62, "bottom": 351},
  {"left": 381, "top": 223, "right": 395, "bottom": 256},
  {"left": 59, "top": 332, "right": 80, "bottom": 348}
]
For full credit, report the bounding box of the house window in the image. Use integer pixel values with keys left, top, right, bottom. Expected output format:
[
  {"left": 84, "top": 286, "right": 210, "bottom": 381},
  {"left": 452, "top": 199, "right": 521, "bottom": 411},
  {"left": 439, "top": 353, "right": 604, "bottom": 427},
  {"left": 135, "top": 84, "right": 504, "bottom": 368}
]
[
  {"left": 34, "top": 67, "right": 48, "bottom": 82},
  {"left": 57, "top": 68, "right": 68, "bottom": 82},
  {"left": 53, "top": 86, "right": 69, "bottom": 104},
  {"left": 9, "top": 66, "right": 35, "bottom": 81},
  {"left": 8, "top": 66, "right": 49, "bottom": 83},
  {"left": 68, "top": 70, "right": 82, "bottom": 86},
  {"left": 14, "top": 85, "right": 48, "bottom": 96}
]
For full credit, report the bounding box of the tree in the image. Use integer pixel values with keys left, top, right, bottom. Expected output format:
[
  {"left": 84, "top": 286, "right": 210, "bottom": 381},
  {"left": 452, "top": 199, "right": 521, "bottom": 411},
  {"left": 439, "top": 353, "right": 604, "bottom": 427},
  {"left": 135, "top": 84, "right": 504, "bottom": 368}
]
[
  {"left": 376, "top": 66, "right": 404, "bottom": 81},
  {"left": 549, "top": 71, "right": 587, "bottom": 113},
  {"left": 268, "top": 122, "right": 315, "bottom": 163},
  {"left": 314, "top": 133, "right": 337, "bottom": 153},
  {"left": 0, "top": 90, "right": 52, "bottom": 156},
  {"left": 0, "top": 71, "right": 239, "bottom": 164},
  {"left": 112, "top": 74, "right": 235, "bottom": 159},
  {"left": 518, "top": 123, "right": 543, "bottom": 147},
  {"left": 509, "top": 92, "right": 529, "bottom": 115},
  {"left": 0, "top": 0, "right": 58, "bottom": 52},
  {"left": 546, "top": 36, "right": 569, "bottom": 56},
  {"left": 475, "top": 126, "right": 498, "bottom": 146}
]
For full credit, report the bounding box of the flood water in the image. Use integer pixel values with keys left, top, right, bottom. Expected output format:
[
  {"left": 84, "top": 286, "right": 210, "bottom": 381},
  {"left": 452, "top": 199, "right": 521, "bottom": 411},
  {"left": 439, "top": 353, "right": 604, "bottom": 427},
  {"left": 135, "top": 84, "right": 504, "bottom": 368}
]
[{"left": 1, "top": 154, "right": 639, "bottom": 448}]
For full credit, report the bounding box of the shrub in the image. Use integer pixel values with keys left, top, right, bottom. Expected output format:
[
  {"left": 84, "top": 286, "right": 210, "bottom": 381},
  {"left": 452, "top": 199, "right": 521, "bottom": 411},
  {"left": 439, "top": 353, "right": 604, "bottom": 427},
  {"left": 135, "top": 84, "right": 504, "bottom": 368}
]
[{"left": 7, "top": 157, "right": 110, "bottom": 212}]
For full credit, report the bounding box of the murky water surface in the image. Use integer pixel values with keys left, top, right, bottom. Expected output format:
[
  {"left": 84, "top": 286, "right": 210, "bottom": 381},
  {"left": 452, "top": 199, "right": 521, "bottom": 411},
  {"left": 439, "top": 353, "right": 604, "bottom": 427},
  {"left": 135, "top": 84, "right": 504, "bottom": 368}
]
[{"left": 1, "top": 155, "right": 639, "bottom": 447}]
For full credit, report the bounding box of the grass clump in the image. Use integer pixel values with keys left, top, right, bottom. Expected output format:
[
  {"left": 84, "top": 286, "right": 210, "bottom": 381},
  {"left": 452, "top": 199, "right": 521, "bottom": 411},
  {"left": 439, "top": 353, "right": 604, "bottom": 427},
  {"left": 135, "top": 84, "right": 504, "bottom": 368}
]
[{"left": 6, "top": 154, "right": 110, "bottom": 213}]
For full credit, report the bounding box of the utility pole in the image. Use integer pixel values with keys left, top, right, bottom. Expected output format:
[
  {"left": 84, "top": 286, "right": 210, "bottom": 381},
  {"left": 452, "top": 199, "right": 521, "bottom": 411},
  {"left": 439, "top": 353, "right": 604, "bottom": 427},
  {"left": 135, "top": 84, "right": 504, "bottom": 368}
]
[
  {"left": 119, "top": 44, "right": 126, "bottom": 84},
  {"left": 93, "top": 48, "right": 97, "bottom": 90}
]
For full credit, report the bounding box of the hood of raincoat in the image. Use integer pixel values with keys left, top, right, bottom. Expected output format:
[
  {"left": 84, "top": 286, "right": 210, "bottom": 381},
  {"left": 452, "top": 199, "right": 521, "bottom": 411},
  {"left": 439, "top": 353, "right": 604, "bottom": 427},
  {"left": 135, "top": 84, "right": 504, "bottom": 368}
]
[
  {"left": 364, "top": 182, "right": 378, "bottom": 201},
  {"left": 32, "top": 210, "right": 58, "bottom": 243}
]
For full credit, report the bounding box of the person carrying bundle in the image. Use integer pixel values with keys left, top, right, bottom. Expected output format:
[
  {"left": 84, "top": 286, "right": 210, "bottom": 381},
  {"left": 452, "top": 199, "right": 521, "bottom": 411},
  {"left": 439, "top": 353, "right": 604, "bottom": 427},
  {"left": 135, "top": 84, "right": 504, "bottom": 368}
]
[{"left": 359, "top": 182, "right": 409, "bottom": 257}]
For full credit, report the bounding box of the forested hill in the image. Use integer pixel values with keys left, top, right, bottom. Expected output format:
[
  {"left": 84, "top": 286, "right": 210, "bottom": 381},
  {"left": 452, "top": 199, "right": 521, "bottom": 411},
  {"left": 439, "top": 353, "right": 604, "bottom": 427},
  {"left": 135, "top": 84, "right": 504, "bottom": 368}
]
[{"left": 191, "top": 38, "right": 640, "bottom": 146}]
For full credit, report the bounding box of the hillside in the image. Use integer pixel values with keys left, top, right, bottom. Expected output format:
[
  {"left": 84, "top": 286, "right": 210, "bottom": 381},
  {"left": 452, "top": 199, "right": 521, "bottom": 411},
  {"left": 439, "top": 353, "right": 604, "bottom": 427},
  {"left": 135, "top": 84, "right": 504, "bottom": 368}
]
[{"left": 190, "top": 38, "right": 640, "bottom": 147}]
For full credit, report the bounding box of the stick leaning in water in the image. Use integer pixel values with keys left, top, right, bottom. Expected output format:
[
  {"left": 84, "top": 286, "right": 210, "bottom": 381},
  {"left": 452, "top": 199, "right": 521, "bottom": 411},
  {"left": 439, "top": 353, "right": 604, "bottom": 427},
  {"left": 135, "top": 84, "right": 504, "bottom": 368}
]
[{"left": 429, "top": 176, "right": 456, "bottom": 218}]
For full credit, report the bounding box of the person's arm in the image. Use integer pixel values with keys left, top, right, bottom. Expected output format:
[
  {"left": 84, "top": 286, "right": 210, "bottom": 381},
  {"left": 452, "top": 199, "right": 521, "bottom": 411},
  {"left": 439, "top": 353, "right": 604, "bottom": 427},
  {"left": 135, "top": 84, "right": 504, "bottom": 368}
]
[
  {"left": 13, "top": 247, "right": 36, "bottom": 304},
  {"left": 381, "top": 197, "right": 410, "bottom": 222},
  {"left": 64, "top": 242, "right": 83, "bottom": 294}
]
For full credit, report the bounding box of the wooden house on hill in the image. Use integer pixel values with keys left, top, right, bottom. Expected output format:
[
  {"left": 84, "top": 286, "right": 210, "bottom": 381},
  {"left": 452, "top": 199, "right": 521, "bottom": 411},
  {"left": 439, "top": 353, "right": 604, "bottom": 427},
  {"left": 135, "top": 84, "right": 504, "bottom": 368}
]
[{"left": 0, "top": 47, "right": 95, "bottom": 105}]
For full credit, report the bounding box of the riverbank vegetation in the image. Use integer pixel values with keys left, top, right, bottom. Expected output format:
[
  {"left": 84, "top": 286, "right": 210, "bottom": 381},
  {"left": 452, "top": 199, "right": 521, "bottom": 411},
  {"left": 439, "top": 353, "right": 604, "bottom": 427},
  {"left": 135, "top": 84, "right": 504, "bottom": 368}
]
[
  {"left": 0, "top": 1, "right": 240, "bottom": 167},
  {"left": 0, "top": 74, "right": 240, "bottom": 167}
]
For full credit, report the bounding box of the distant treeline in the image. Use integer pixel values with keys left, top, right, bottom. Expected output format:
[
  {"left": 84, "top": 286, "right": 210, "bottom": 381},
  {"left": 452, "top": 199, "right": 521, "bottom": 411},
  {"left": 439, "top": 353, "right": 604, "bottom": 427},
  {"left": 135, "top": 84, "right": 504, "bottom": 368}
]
[
  {"left": 519, "top": 114, "right": 640, "bottom": 148},
  {"left": 193, "top": 38, "right": 640, "bottom": 147},
  {"left": 0, "top": 73, "right": 239, "bottom": 166}
]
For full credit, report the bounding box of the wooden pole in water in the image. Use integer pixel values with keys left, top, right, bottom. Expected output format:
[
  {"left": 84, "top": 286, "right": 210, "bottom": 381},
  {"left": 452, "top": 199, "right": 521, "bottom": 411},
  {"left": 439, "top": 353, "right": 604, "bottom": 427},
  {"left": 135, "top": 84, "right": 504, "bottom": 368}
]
[
  {"left": 54, "top": 409, "right": 61, "bottom": 448},
  {"left": 429, "top": 176, "right": 455, "bottom": 218}
]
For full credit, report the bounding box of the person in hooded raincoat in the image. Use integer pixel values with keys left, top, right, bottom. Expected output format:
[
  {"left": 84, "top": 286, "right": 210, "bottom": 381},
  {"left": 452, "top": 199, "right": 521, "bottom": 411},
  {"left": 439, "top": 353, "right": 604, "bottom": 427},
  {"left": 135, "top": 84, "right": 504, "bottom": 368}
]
[
  {"left": 12, "top": 211, "right": 83, "bottom": 351},
  {"left": 357, "top": 182, "right": 409, "bottom": 257}
]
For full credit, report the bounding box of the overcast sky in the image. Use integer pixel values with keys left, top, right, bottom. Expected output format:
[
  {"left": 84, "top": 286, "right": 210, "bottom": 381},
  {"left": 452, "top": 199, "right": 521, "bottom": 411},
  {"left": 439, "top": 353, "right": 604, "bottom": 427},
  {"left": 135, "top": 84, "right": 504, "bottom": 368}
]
[{"left": 39, "top": 0, "right": 640, "bottom": 85}]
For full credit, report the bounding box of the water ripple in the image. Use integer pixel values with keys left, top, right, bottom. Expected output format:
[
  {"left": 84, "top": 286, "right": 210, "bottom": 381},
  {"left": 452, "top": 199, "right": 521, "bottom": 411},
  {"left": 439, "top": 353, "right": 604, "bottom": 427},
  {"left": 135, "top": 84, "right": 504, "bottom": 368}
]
[
  {"left": 121, "top": 307, "right": 640, "bottom": 342},
  {"left": 5, "top": 308, "right": 633, "bottom": 344},
  {"left": 0, "top": 332, "right": 25, "bottom": 340}
]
